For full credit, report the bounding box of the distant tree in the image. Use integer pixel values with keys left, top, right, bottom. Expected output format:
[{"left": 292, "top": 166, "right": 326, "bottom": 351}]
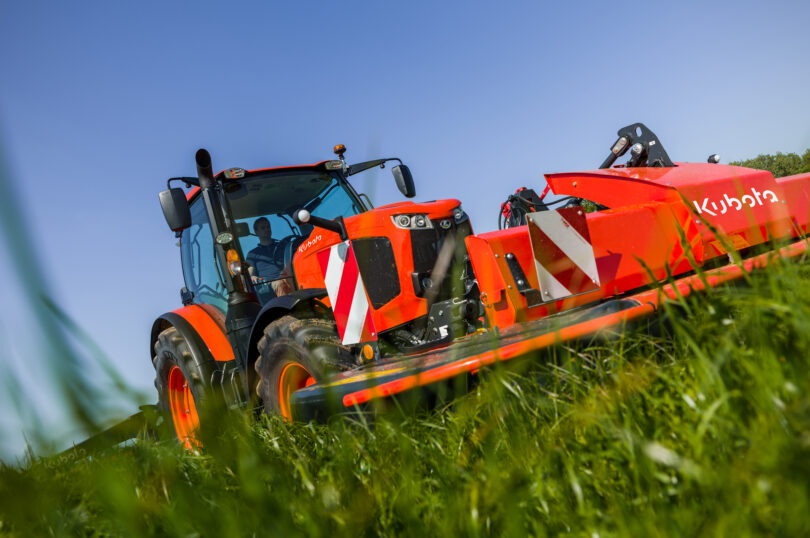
[
  {"left": 730, "top": 149, "right": 810, "bottom": 178},
  {"left": 581, "top": 199, "right": 600, "bottom": 213}
]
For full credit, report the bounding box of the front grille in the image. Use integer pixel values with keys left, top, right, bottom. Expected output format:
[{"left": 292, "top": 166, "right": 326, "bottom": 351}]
[
  {"left": 353, "top": 237, "right": 401, "bottom": 308},
  {"left": 410, "top": 220, "right": 473, "bottom": 300}
]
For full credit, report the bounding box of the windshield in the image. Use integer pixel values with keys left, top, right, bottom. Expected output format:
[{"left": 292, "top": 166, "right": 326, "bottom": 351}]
[{"left": 226, "top": 170, "right": 365, "bottom": 303}]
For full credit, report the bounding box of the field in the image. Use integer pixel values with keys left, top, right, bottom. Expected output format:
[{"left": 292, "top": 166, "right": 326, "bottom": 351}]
[
  {"left": 3, "top": 152, "right": 810, "bottom": 536},
  {"left": 2, "top": 250, "right": 810, "bottom": 537}
]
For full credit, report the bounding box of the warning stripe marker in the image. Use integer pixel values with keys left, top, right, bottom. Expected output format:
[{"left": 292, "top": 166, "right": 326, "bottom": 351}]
[
  {"left": 317, "top": 241, "right": 377, "bottom": 345},
  {"left": 527, "top": 207, "right": 600, "bottom": 302}
]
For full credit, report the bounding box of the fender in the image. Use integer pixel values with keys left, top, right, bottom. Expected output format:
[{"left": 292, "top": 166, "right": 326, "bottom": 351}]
[
  {"left": 150, "top": 304, "right": 235, "bottom": 364},
  {"left": 150, "top": 304, "right": 245, "bottom": 406},
  {"left": 243, "top": 288, "right": 329, "bottom": 390}
]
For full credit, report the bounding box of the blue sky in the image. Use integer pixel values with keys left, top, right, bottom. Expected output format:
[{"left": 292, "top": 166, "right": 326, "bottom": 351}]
[{"left": 1, "top": 0, "right": 809, "bottom": 458}]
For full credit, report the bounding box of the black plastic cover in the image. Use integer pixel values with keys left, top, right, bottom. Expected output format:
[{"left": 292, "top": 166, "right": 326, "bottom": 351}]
[{"left": 353, "top": 237, "right": 400, "bottom": 308}]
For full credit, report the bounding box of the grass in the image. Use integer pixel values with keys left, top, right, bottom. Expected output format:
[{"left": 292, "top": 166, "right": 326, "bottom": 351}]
[
  {"left": 3, "top": 142, "right": 810, "bottom": 535},
  {"left": 2, "top": 252, "right": 810, "bottom": 536}
]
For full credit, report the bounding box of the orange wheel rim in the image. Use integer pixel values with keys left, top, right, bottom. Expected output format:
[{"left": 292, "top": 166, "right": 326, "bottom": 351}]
[
  {"left": 277, "top": 362, "right": 314, "bottom": 421},
  {"left": 168, "top": 366, "right": 201, "bottom": 450}
]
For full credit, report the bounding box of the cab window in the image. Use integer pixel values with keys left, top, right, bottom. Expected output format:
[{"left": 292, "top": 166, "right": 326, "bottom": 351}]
[
  {"left": 226, "top": 171, "right": 364, "bottom": 304},
  {"left": 180, "top": 198, "right": 228, "bottom": 312}
]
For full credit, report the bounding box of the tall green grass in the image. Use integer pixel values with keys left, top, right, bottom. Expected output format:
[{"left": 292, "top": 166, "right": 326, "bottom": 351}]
[
  {"left": 0, "top": 137, "right": 143, "bottom": 460},
  {"left": 2, "top": 252, "right": 810, "bottom": 536},
  {"left": 3, "top": 139, "right": 810, "bottom": 535}
]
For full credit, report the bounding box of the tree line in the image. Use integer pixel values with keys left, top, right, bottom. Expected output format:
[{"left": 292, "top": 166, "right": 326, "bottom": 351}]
[{"left": 730, "top": 149, "right": 810, "bottom": 178}]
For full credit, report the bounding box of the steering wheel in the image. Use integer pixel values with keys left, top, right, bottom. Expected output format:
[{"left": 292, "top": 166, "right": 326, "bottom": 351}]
[{"left": 273, "top": 236, "right": 297, "bottom": 269}]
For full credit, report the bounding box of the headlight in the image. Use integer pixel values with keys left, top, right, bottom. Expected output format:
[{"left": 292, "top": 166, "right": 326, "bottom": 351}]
[
  {"left": 453, "top": 206, "right": 468, "bottom": 223},
  {"left": 392, "top": 214, "right": 433, "bottom": 229},
  {"left": 215, "top": 232, "right": 234, "bottom": 245}
]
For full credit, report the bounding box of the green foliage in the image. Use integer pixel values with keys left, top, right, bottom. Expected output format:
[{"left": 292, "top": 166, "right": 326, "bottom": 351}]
[
  {"left": 4, "top": 257, "right": 810, "bottom": 536},
  {"left": 730, "top": 148, "right": 810, "bottom": 177},
  {"left": 580, "top": 199, "right": 600, "bottom": 213}
]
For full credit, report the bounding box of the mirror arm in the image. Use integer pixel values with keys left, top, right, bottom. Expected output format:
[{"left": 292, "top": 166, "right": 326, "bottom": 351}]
[
  {"left": 347, "top": 157, "right": 403, "bottom": 176},
  {"left": 167, "top": 176, "right": 200, "bottom": 189}
]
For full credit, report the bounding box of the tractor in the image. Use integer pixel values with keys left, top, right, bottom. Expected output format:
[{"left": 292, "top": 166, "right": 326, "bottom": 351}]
[
  {"left": 154, "top": 146, "right": 479, "bottom": 447},
  {"left": 154, "top": 124, "right": 810, "bottom": 449}
]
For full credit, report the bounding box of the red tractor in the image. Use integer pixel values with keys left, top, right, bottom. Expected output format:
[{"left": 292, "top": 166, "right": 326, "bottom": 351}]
[
  {"left": 154, "top": 145, "right": 480, "bottom": 447},
  {"left": 155, "top": 125, "right": 810, "bottom": 449}
]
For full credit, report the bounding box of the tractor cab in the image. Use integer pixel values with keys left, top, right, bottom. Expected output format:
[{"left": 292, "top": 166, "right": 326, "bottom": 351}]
[
  {"left": 162, "top": 147, "right": 416, "bottom": 312},
  {"left": 218, "top": 168, "right": 368, "bottom": 305}
]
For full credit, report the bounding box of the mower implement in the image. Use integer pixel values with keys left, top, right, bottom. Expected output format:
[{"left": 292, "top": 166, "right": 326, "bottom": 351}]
[
  {"left": 147, "top": 125, "right": 810, "bottom": 447},
  {"left": 291, "top": 239, "right": 809, "bottom": 419}
]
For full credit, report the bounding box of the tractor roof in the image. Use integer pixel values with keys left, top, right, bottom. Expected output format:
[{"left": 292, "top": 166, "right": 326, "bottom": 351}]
[{"left": 185, "top": 161, "right": 332, "bottom": 201}]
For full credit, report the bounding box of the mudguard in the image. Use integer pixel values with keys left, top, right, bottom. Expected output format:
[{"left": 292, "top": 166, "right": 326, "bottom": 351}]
[
  {"left": 243, "top": 288, "right": 329, "bottom": 386},
  {"left": 150, "top": 304, "right": 234, "bottom": 364},
  {"left": 150, "top": 304, "right": 243, "bottom": 406}
]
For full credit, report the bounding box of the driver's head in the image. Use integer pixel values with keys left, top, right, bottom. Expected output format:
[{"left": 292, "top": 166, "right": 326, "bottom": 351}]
[{"left": 253, "top": 217, "right": 272, "bottom": 241}]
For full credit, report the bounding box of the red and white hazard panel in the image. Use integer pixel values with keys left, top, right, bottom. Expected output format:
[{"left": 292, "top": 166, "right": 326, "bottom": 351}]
[
  {"left": 527, "top": 207, "right": 600, "bottom": 302},
  {"left": 317, "top": 241, "right": 377, "bottom": 345}
]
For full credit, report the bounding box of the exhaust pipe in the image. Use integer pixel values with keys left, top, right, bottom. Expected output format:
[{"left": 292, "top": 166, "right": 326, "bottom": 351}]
[{"left": 196, "top": 148, "right": 215, "bottom": 189}]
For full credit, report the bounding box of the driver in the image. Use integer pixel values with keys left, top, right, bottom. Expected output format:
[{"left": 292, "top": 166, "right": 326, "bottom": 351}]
[{"left": 247, "top": 217, "right": 284, "bottom": 284}]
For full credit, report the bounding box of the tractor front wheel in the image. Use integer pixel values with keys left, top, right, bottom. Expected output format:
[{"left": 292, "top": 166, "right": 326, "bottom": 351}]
[{"left": 255, "top": 315, "right": 355, "bottom": 420}]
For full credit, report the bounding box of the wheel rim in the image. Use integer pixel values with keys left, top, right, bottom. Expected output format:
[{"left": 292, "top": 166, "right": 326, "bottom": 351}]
[
  {"left": 168, "top": 366, "right": 200, "bottom": 450},
  {"left": 277, "top": 362, "right": 315, "bottom": 421}
]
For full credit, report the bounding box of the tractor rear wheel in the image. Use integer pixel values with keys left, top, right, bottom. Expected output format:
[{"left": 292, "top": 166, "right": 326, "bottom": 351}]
[
  {"left": 153, "top": 327, "right": 213, "bottom": 450},
  {"left": 255, "top": 315, "right": 355, "bottom": 420}
]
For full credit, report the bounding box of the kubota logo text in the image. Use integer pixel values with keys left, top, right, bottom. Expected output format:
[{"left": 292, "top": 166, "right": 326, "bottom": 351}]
[
  {"left": 692, "top": 187, "right": 780, "bottom": 217},
  {"left": 298, "top": 234, "right": 323, "bottom": 253}
]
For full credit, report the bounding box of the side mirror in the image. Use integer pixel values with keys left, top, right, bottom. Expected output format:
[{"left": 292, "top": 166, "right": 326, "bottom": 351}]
[
  {"left": 159, "top": 188, "right": 191, "bottom": 232},
  {"left": 392, "top": 164, "right": 415, "bottom": 198}
]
